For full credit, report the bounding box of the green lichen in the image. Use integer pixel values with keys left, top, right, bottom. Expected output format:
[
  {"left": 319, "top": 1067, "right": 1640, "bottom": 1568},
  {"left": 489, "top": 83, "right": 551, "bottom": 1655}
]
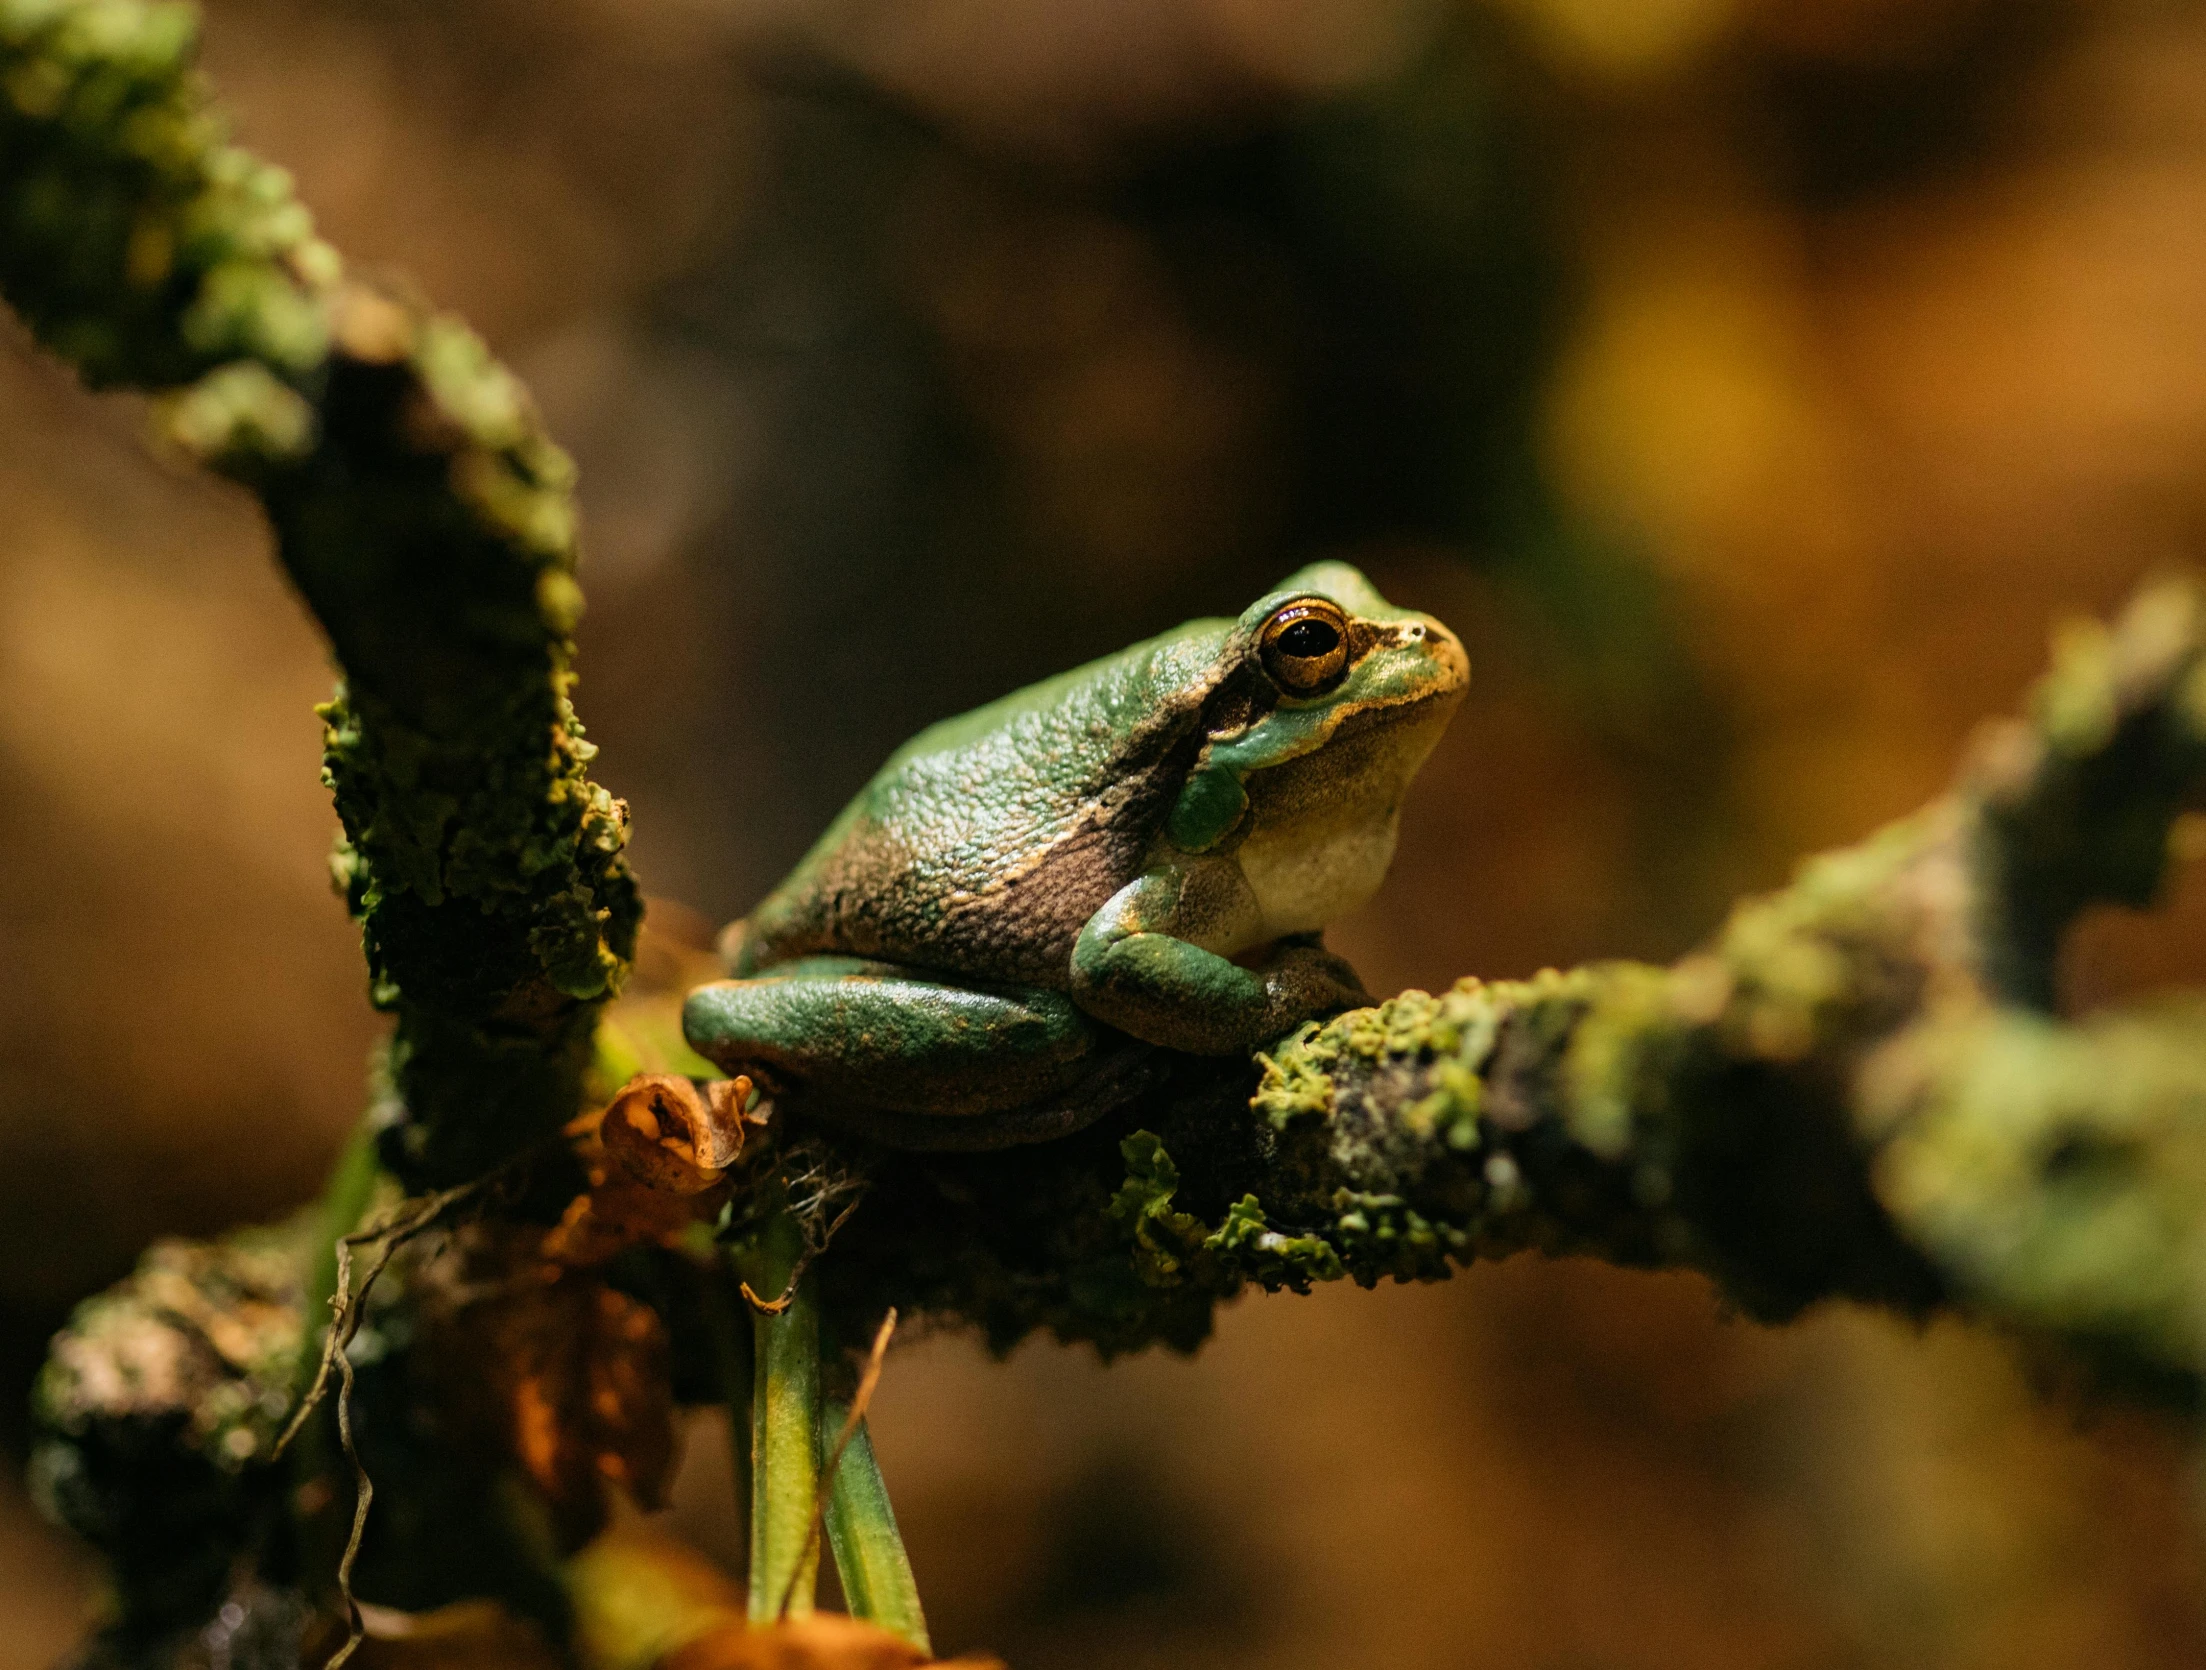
[
  {"left": 1106, "top": 1135, "right": 1350, "bottom": 1295},
  {"left": 1326, "top": 1190, "right": 1466, "bottom": 1285},
  {"left": 1559, "top": 962, "right": 1682, "bottom": 1159},
  {"left": 1977, "top": 581, "right": 2206, "bottom": 1005},
  {"left": 1869, "top": 998, "right": 2206, "bottom": 1401},
  {"left": 1107, "top": 1131, "right": 1212, "bottom": 1288},
  {"left": 1250, "top": 1024, "right": 1334, "bottom": 1131},
  {"left": 1204, "top": 1196, "right": 1345, "bottom": 1291},
  {"left": 0, "top": 0, "right": 331, "bottom": 386},
  {"left": 0, "top": 0, "right": 641, "bottom": 1184}
]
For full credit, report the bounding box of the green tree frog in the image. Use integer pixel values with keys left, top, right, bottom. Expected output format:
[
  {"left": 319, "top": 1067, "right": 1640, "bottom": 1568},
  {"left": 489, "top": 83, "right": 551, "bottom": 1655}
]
[{"left": 683, "top": 562, "right": 1468, "bottom": 1148}]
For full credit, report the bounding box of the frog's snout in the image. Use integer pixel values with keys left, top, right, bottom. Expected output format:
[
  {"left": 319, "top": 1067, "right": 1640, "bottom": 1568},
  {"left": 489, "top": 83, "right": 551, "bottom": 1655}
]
[{"left": 1401, "top": 614, "right": 1470, "bottom": 699}]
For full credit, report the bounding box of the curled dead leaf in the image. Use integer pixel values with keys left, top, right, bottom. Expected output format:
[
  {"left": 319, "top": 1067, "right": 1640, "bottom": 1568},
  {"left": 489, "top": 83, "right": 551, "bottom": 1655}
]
[
  {"left": 544, "top": 1074, "right": 765, "bottom": 1269},
  {"left": 602, "top": 1074, "right": 758, "bottom": 1193}
]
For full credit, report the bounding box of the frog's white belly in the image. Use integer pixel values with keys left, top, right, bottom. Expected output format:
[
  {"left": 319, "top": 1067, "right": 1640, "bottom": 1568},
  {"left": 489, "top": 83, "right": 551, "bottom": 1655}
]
[{"left": 1234, "top": 810, "right": 1400, "bottom": 941}]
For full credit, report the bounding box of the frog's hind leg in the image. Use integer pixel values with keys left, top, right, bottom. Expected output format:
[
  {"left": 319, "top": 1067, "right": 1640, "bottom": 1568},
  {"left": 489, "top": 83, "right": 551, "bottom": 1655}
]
[
  {"left": 683, "top": 956, "right": 1106, "bottom": 1119},
  {"left": 807, "top": 1041, "right": 1166, "bottom": 1151}
]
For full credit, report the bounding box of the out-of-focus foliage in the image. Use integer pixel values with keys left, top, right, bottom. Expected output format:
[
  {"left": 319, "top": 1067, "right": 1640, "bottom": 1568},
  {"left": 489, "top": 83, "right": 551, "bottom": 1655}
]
[
  {"left": 6, "top": 0, "right": 2206, "bottom": 1664},
  {"left": 28, "top": 1225, "right": 306, "bottom": 1641}
]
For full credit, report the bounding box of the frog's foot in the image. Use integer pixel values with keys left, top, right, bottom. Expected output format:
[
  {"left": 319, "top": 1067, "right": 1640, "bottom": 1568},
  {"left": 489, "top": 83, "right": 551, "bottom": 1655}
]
[
  {"left": 1072, "top": 871, "right": 1372, "bottom": 1055},
  {"left": 682, "top": 956, "right": 1106, "bottom": 1119}
]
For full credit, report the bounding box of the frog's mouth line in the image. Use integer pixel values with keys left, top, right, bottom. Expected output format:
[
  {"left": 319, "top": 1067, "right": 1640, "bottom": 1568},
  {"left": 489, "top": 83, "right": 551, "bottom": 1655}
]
[{"left": 1271, "top": 671, "right": 1468, "bottom": 752}]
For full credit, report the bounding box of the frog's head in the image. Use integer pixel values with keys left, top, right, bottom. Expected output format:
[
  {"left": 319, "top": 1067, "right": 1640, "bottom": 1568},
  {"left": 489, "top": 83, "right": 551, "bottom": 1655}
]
[{"left": 1165, "top": 562, "right": 1468, "bottom": 886}]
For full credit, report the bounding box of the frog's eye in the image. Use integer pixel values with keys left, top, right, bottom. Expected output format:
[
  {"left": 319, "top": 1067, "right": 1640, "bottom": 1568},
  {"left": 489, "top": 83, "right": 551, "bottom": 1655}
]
[{"left": 1259, "top": 601, "right": 1350, "bottom": 695}]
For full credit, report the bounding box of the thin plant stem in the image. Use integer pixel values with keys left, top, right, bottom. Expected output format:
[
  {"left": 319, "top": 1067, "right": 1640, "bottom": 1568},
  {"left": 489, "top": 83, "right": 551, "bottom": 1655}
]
[
  {"left": 740, "top": 1213, "right": 819, "bottom": 1621},
  {"left": 821, "top": 1409, "right": 929, "bottom": 1653}
]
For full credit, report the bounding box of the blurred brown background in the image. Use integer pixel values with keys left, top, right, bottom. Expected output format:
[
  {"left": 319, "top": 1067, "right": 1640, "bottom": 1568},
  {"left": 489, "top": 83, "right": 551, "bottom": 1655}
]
[{"left": 6, "top": 0, "right": 2206, "bottom": 1663}]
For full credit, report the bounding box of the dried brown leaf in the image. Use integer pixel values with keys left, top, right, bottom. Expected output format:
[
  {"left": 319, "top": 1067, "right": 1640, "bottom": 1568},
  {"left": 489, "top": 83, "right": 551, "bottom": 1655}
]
[
  {"left": 602, "top": 1073, "right": 755, "bottom": 1192},
  {"left": 422, "top": 1255, "right": 678, "bottom": 1553}
]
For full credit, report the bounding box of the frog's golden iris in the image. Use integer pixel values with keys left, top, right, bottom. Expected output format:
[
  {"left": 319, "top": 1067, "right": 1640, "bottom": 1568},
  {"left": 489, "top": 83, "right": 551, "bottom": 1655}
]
[{"left": 1258, "top": 598, "right": 1351, "bottom": 695}]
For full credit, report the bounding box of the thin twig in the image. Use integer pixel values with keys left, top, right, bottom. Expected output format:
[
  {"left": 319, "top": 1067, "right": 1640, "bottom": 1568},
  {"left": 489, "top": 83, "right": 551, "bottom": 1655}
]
[
  {"left": 321, "top": 1234, "right": 377, "bottom": 1670},
  {"left": 775, "top": 1309, "right": 898, "bottom": 1623},
  {"left": 272, "top": 1179, "right": 487, "bottom": 1460},
  {"left": 268, "top": 1174, "right": 501, "bottom": 1668}
]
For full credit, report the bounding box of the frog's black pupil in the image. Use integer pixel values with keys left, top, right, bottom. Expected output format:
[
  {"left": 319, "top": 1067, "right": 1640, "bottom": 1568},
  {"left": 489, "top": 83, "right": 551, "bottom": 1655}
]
[{"left": 1279, "top": 619, "right": 1339, "bottom": 659}]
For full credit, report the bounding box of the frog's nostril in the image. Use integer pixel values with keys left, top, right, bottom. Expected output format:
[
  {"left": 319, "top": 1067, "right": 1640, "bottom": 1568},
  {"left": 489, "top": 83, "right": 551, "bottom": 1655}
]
[{"left": 1403, "top": 623, "right": 1425, "bottom": 641}]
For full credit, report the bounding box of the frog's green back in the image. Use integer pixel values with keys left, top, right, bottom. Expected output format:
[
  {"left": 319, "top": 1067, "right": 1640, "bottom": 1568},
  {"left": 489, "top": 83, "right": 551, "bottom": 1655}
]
[{"left": 733, "top": 615, "right": 1240, "bottom": 987}]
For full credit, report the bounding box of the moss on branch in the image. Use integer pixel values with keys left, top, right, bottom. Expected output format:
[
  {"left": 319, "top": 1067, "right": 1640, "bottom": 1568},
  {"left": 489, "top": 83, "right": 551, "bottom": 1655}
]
[{"left": 0, "top": 0, "right": 640, "bottom": 1184}]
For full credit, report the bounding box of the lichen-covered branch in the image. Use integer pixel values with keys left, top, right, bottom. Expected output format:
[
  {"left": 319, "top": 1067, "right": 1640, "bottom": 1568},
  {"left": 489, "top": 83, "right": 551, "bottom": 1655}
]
[
  {"left": 0, "top": 0, "right": 640, "bottom": 1184},
  {"left": 817, "top": 576, "right": 2206, "bottom": 1402}
]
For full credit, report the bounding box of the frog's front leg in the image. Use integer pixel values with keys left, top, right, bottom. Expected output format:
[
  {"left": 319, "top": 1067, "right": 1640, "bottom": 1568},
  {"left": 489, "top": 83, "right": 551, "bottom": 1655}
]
[
  {"left": 683, "top": 956, "right": 1103, "bottom": 1118},
  {"left": 1069, "top": 869, "right": 1369, "bottom": 1056}
]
